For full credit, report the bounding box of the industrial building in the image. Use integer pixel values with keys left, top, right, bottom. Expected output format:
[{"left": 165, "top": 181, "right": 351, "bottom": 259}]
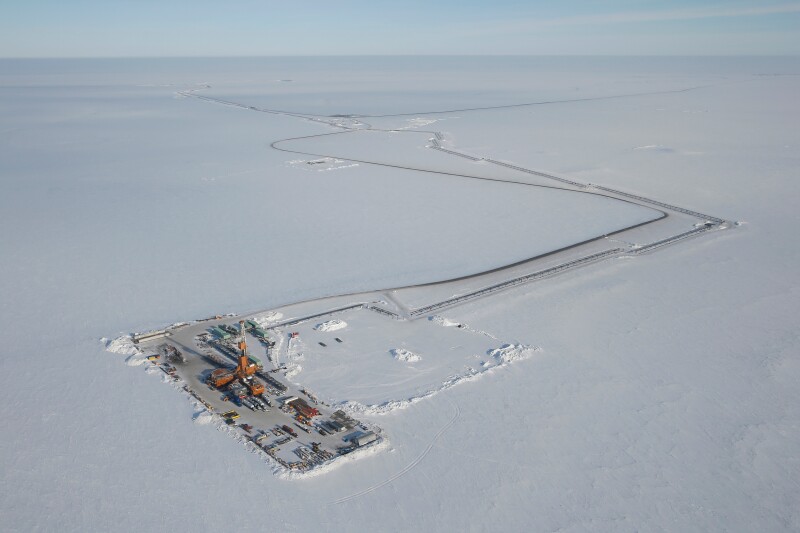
[{"left": 353, "top": 431, "right": 378, "bottom": 447}]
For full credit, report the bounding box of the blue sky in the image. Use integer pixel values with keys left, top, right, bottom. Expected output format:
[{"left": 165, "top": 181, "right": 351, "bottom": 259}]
[{"left": 1, "top": 0, "right": 799, "bottom": 57}]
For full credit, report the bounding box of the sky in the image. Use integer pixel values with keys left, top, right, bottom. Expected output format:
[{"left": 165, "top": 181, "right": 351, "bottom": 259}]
[{"left": 1, "top": 0, "right": 799, "bottom": 57}]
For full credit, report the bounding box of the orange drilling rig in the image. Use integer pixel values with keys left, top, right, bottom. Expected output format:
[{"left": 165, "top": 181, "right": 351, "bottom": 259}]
[{"left": 208, "top": 320, "right": 265, "bottom": 396}]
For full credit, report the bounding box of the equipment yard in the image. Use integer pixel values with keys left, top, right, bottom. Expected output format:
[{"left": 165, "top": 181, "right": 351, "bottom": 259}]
[
  {"left": 109, "top": 147, "right": 732, "bottom": 474},
  {"left": 124, "top": 317, "right": 386, "bottom": 474},
  {"left": 115, "top": 295, "right": 541, "bottom": 474}
]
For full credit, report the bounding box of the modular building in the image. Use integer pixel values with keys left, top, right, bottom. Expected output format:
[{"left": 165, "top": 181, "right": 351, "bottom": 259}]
[
  {"left": 210, "top": 326, "right": 231, "bottom": 340},
  {"left": 323, "top": 420, "right": 345, "bottom": 433},
  {"left": 353, "top": 431, "right": 378, "bottom": 447}
]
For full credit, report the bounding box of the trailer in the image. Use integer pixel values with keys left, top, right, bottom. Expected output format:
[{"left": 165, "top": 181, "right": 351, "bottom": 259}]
[{"left": 210, "top": 326, "right": 231, "bottom": 340}]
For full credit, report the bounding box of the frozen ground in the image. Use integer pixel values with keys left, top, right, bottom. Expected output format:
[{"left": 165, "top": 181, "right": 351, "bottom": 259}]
[
  {"left": 1, "top": 57, "right": 799, "bottom": 532},
  {"left": 273, "top": 306, "right": 539, "bottom": 407}
]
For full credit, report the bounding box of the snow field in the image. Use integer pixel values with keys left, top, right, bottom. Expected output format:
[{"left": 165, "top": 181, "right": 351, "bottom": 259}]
[
  {"left": 314, "top": 319, "right": 347, "bottom": 332},
  {"left": 390, "top": 348, "right": 422, "bottom": 363},
  {"left": 272, "top": 306, "right": 540, "bottom": 411},
  {"left": 287, "top": 157, "right": 359, "bottom": 172},
  {"left": 487, "top": 343, "right": 535, "bottom": 364},
  {"left": 2, "top": 57, "right": 799, "bottom": 532},
  {"left": 254, "top": 311, "right": 283, "bottom": 324},
  {"left": 104, "top": 335, "right": 140, "bottom": 356}
]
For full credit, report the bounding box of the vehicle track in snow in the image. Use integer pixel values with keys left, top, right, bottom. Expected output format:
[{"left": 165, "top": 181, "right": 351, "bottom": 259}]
[{"left": 332, "top": 397, "right": 461, "bottom": 505}]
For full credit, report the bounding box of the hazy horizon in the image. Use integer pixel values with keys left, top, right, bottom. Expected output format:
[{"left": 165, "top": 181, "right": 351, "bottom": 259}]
[{"left": 3, "top": 1, "right": 799, "bottom": 57}]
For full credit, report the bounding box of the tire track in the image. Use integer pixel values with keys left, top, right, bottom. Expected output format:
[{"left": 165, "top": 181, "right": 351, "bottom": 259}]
[{"left": 333, "top": 398, "right": 461, "bottom": 505}]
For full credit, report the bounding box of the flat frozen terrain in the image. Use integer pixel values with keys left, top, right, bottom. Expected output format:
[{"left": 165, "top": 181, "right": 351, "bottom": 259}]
[
  {"left": 1, "top": 57, "right": 799, "bottom": 532},
  {"left": 273, "top": 308, "right": 537, "bottom": 408}
]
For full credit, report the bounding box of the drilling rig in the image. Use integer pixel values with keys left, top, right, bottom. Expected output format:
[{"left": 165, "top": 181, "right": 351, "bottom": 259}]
[{"left": 208, "top": 320, "right": 265, "bottom": 396}]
